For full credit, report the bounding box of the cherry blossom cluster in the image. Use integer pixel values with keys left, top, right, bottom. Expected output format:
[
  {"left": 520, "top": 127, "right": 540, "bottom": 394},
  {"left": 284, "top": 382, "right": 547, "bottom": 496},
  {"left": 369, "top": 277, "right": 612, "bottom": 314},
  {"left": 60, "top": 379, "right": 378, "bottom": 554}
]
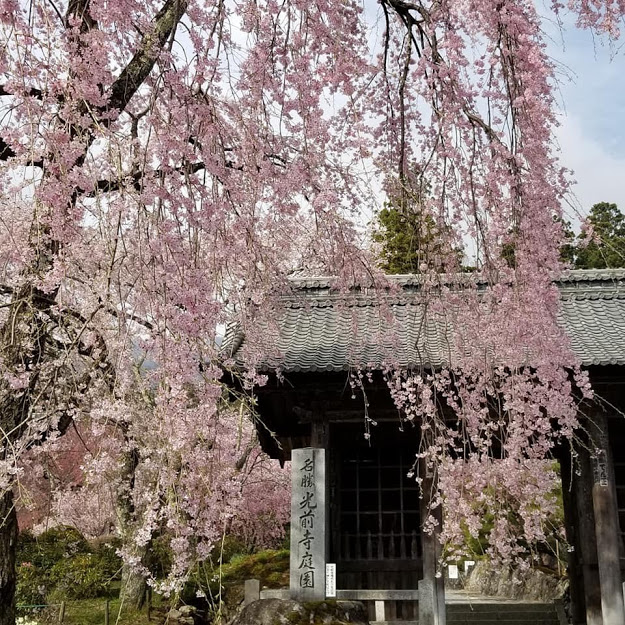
[{"left": 0, "top": 0, "right": 622, "bottom": 600}]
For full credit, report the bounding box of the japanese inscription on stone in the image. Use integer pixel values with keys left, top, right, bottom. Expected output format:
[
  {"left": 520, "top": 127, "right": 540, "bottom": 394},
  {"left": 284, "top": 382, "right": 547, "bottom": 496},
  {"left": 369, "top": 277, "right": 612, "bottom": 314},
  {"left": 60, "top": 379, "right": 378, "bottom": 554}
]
[{"left": 290, "top": 448, "right": 326, "bottom": 600}]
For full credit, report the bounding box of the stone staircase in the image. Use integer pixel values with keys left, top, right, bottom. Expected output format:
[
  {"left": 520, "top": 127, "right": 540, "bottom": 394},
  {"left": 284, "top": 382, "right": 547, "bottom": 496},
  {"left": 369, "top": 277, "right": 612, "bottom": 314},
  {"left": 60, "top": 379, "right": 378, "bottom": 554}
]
[
  {"left": 446, "top": 602, "right": 561, "bottom": 625},
  {"left": 371, "top": 601, "right": 562, "bottom": 625},
  {"left": 253, "top": 586, "right": 563, "bottom": 625}
]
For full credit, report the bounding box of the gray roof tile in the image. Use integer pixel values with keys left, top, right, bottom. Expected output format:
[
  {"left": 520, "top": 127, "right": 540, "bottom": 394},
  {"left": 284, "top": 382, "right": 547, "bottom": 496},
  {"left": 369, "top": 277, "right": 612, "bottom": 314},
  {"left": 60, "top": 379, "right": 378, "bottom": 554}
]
[{"left": 226, "top": 269, "right": 625, "bottom": 371}]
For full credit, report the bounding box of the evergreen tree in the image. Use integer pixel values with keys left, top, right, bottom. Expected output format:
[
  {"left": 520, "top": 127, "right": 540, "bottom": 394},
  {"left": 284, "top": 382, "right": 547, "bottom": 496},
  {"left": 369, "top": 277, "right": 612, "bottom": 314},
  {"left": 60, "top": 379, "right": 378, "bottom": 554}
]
[
  {"left": 574, "top": 202, "right": 625, "bottom": 269},
  {"left": 372, "top": 184, "right": 461, "bottom": 274}
]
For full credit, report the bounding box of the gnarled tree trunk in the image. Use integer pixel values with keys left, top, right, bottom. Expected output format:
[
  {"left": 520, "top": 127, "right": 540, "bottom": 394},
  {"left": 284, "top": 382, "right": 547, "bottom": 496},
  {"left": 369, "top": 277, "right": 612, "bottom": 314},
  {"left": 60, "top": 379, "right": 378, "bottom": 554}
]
[
  {"left": 0, "top": 490, "right": 17, "bottom": 625},
  {"left": 119, "top": 547, "right": 149, "bottom": 611},
  {"left": 117, "top": 444, "right": 148, "bottom": 611}
]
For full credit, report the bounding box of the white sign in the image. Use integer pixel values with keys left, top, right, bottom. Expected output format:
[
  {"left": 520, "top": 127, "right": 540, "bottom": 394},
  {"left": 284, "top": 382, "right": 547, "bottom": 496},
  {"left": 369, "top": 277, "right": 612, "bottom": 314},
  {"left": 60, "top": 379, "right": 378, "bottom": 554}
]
[
  {"left": 326, "top": 563, "right": 336, "bottom": 597},
  {"left": 464, "top": 560, "right": 475, "bottom": 573},
  {"left": 448, "top": 564, "right": 458, "bottom": 579}
]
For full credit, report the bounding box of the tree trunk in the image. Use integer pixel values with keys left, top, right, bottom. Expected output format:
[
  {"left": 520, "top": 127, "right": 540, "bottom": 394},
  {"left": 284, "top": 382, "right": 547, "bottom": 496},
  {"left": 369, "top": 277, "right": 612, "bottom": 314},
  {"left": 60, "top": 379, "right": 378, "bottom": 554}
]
[
  {"left": 116, "top": 444, "right": 148, "bottom": 611},
  {"left": 119, "top": 554, "right": 148, "bottom": 611},
  {"left": 0, "top": 489, "right": 17, "bottom": 625}
]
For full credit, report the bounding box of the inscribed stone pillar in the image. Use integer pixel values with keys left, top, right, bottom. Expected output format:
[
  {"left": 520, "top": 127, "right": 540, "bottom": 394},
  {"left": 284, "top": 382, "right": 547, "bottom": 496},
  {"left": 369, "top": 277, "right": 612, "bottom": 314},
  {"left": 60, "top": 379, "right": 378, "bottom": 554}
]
[{"left": 290, "top": 448, "right": 327, "bottom": 600}]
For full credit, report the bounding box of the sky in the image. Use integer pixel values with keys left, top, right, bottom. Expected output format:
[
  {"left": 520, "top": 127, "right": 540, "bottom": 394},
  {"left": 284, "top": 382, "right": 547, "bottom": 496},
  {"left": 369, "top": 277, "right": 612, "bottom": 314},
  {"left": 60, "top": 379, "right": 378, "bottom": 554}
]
[{"left": 546, "top": 18, "right": 625, "bottom": 225}]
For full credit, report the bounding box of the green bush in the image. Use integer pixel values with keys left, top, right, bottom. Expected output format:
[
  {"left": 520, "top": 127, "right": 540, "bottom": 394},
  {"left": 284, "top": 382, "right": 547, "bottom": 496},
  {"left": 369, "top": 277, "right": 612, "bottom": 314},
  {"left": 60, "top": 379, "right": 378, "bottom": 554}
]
[
  {"left": 180, "top": 548, "right": 290, "bottom": 609},
  {"left": 211, "top": 535, "right": 250, "bottom": 564},
  {"left": 16, "top": 562, "right": 49, "bottom": 606},
  {"left": 17, "top": 527, "right": 121, "bottom": 604},
  {"left": 18, "top": 526, "right": 90, "bottom": 570},
  {"left": 49, "top": 553, "right": 112, "bottom": 599},
  {"left": 144, "top": 534, "right": 173, "bottom": 579},
  {"left": 91, "top": 539, "right": 123, "bottom": 581}
]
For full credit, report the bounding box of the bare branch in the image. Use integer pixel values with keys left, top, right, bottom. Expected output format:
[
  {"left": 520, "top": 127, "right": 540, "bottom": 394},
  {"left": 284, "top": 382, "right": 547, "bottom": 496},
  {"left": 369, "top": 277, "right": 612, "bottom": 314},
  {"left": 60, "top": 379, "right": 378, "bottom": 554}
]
[{"left": 105, "top": 0, "right": 188, "bottom": 116}]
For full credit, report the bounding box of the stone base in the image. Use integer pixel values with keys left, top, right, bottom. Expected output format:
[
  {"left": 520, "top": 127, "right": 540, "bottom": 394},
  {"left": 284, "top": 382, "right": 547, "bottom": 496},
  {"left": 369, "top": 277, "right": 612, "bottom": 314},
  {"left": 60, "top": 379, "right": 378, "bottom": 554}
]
[
  {"left": 463, "top": 561, "right": 567, "bottom": 601},
  {"left": 230, "top": 598, "right": 368, "bottom": 625}
]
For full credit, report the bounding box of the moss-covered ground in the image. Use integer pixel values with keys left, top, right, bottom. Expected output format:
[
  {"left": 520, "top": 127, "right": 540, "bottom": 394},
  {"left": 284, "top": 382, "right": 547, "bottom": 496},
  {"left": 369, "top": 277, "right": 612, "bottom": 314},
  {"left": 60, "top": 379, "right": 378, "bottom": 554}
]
[{"left": 19, "top": 549, "right": 290, "bottom": 624}]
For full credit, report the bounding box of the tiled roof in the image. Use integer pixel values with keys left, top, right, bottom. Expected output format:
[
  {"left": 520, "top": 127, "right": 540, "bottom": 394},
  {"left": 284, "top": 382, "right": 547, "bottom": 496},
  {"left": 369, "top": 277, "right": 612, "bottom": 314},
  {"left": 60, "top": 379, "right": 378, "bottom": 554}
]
[
  {"left": 558, "top": 270, "right": 625, "bottom": 366},
  {"left": 225, "top": 269, "right": 625, "bottom": 372}
]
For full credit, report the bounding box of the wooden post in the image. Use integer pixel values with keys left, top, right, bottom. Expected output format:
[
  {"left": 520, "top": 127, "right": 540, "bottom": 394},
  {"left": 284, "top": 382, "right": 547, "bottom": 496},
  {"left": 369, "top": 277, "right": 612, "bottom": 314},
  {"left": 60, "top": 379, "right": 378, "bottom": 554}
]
[
  {"left": 104, "top": 599, "right": 110, "bottom": 625},
  {"left": 590, "top": 410, "right": 625, "bottom": 625},
  {"left": 290, "top": 447, "right": 327, "bottom": 600},
  {"left": 560, "top": 440, "right": 601, "bottom": 625},
  {"left": 418, "top": 462, "right": 446, "bottom": 625},
  {"left": 374, "top": 600, "right": 386, "bottom": 621},
  {"left": 58, "top": 601, "right": 65, "bottom": 624}
]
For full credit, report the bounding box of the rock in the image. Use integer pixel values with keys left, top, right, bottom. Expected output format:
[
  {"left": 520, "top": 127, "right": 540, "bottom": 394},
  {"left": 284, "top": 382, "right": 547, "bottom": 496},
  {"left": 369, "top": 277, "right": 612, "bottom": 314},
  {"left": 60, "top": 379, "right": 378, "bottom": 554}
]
[
  {"left": 230, "top": 598, "right": 369, "bottom": 625},
  {"left": 179, "top": 605, "right": 197, "bottom": 616},
  {"left": 464, "top": 560, "right": 568, "bottom": 601},
  {"left": 167, "top": 606, "right": 197, "bottom": 624}
]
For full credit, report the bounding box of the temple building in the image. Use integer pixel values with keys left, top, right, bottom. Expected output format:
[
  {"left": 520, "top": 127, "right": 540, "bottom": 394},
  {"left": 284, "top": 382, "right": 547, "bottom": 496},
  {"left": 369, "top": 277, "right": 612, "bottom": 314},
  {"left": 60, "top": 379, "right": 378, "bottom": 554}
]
[{"left": 226, "top": 269, "right": 625, "bottom": 625}]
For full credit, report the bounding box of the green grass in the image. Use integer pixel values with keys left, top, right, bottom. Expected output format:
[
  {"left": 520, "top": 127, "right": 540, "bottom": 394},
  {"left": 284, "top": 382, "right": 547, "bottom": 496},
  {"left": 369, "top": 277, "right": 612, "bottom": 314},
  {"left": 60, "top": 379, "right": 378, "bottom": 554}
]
[
  {"left": 19, "top": 548, "right": 290, "bottom": 625},
  {"left": 20, "top": 595, "right": 168, "bottom": 625}
]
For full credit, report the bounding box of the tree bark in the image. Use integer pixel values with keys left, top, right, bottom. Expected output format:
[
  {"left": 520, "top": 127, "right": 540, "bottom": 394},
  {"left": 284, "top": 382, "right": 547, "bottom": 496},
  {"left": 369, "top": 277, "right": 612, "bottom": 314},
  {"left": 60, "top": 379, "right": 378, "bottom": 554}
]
[
  {"left": 0, "top": 489, "right": 17, "bottom": 625},
  {"left": 120, "top": 553, "right": 148, "bottom": 611},
  {"left": 116, "top": 444, "right": 148, "bottom": 611}
]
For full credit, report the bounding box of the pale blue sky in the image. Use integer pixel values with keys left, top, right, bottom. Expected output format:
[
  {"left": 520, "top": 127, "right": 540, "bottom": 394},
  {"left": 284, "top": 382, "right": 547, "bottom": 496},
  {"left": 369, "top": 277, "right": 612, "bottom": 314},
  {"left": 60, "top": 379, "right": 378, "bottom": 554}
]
[{"left": 546, "top": 17, "right": 625, "bottom": 221}]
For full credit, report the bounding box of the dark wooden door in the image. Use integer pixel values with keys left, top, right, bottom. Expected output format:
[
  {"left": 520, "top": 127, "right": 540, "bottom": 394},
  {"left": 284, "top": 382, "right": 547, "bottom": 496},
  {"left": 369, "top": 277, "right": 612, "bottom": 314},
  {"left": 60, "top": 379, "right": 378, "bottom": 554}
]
[{"left": 330, "top": 424, "right": 422, "bottom": 619}]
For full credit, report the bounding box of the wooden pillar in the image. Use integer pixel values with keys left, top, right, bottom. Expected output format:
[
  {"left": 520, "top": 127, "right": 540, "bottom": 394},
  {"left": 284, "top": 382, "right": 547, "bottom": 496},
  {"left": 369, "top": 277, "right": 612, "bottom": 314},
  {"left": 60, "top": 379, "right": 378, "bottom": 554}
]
[
  {"left": 560, "top": 444, "right": 591, "bottom": 625},
  {"left": 290, "top": 447, "right": 327, "bottom": 600},
  {"left": 589, "top": 409, "right": 625, "bottom": 625},
  {"left": 419, "top": 464, "right": 446, "bottom": 625}
]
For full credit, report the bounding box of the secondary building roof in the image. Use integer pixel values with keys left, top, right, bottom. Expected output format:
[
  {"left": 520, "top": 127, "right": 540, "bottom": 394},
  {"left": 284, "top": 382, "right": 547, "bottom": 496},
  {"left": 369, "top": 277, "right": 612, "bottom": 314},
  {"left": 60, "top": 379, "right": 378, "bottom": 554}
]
[{"left": 225, "top": 269, "right": 625, "bottom": 373}]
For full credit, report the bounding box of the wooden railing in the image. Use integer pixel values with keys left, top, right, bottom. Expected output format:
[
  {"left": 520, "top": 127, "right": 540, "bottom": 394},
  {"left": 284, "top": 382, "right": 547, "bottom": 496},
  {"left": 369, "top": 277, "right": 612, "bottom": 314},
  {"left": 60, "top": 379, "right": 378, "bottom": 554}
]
[
  {"left": 338, "top": 530, "right": 421, "bottom": 561},
  {"left": 245, "top": 583, "right": 420, "bottom": 623}
]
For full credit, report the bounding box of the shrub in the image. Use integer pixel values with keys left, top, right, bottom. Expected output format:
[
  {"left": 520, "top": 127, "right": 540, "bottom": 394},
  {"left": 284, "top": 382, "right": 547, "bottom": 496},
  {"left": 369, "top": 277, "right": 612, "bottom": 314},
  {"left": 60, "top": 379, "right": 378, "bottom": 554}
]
[
  {"left": 17, "top": 527, "right": 121, "bottom": 604},
  {"left": 91, "top": 539, "right": 123, "bottom": 581},
  {"left": 49, "top": 553, "right": 111, "bottom": 599},
  {"left": 144, "top": 534, "right": 173, "bottom": 579},
  {"left": 16, "top": 562, "right": 48, "bottom": 606},
  {"left": 18, "top": 526, "right": 90, "bottom": 570}
]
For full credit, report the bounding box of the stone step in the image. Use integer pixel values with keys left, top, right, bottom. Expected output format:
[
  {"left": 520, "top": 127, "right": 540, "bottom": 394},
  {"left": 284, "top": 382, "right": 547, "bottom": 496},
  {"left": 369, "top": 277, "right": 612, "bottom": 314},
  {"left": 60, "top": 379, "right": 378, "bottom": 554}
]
[
  {"left": 447, "top": 609, "right": 559, "bottom": 617},
  {"left": 370, "top": 615, "right": 560, "bottom": 625},
  {"left": 447, "top": 603, "right": 559, "bottom": 624},
  {"left": 448, "top": 621, "right": 559, "bottom": 625},
  {"left": 371, "top": 619, "right": 558, "bottom": 625},
  {"left": 371, "top": 603, "right": 560, "bottom": 625},
  {"left": 447, "top": 604, "right": 557, "bottom": 611}
]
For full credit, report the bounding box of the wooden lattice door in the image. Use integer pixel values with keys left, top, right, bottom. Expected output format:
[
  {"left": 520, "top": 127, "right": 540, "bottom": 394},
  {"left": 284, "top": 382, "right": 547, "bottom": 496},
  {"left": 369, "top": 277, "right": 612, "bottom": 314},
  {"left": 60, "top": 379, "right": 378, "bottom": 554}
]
[{"left": 330, "top": 424, "right": 422, "bottom": 617}]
